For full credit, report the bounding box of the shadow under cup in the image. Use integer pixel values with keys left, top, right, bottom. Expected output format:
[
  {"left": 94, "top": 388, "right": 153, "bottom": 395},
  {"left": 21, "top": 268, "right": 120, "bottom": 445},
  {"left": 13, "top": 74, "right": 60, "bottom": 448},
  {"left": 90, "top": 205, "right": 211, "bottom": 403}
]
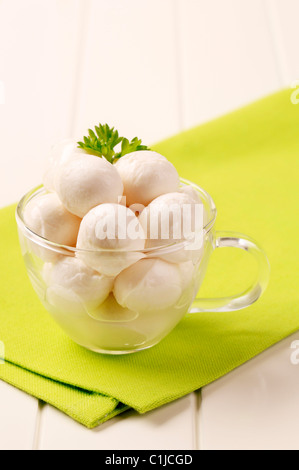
[{"left": 15, "top": 179, "right": 269, "bottom": 355}]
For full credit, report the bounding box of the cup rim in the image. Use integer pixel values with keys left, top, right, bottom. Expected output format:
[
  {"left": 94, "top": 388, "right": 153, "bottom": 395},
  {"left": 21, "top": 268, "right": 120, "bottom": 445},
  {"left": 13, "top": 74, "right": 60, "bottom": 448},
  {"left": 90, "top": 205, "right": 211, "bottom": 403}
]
[{"left": 16, "top": 178, "right": 217, "bottom": 255}]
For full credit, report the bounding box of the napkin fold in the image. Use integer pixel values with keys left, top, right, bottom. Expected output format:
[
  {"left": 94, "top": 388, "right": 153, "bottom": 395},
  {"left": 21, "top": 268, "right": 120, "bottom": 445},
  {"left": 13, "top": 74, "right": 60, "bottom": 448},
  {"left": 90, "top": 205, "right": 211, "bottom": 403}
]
[{"left": 1, "top": 89, "right": 299, "bottom": 428}]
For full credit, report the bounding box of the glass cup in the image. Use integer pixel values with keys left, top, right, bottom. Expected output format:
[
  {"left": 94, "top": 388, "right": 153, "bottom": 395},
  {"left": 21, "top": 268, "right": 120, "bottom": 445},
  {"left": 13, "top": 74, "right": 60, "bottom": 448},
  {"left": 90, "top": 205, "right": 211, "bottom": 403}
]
[{"left": 16, "top": 179, "right": 270, "bottom": 354}]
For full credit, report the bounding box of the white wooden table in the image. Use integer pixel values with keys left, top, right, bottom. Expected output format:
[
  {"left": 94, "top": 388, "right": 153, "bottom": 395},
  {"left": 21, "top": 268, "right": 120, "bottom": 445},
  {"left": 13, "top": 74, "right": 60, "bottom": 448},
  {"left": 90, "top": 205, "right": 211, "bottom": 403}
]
[{"left": 0, "top": 0, "right": 298, "bottom": 450}]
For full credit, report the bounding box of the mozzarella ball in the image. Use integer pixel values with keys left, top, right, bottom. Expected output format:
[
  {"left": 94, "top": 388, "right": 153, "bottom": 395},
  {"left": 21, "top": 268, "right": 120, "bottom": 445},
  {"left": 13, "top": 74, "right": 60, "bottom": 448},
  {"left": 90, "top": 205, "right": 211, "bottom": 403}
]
[
  {"left": 77, "top": 203, "right": 145, "bottom": 277},
  {"left": 179, "top": 185, "right": 210, "bottom": 227},
  {"left": 24, "top": 192, "right": 81, "bottom": 247},
  {"left": 177, "top": 261, "right": 196, "bottom": 290},
  {"left": 88, "top": 293, "right": 138, "bottom": 322},
  {"left": 139, "top": 191, "right": 201, "bottom": 247},
  {"left": 43, "top": 257, "right": 113, "bottom": 315},
  {"left": 43, "top": 139, "right": 85, "bottom": 191},
  {"left": 115, "top": 150, "right": 180, "bottom": 207},
  {"left": 55, "top": 154, "right": 124, "bottom": 218},
  {"left": 114, "top": 258, "right": 183, "bottom": 312},
  {"left": 139, "top": 192, "right": 204, "bottom": 264},
  {"left": 179, "top": 185, "right": 201, "bottom": 204}
]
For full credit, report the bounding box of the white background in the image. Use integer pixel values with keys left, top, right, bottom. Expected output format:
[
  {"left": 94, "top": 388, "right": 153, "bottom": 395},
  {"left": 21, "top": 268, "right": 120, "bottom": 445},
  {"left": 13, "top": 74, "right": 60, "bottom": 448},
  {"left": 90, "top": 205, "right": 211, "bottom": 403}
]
[{"left": 0, "top": 0, "right": 299, "bottom": 450}]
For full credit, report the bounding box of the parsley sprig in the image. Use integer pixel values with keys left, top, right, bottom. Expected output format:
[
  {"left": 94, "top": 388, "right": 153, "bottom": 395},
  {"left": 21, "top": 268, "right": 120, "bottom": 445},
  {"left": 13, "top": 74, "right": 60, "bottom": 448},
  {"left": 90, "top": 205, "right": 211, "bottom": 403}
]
[{"left": 78, "top": 124, "right": 149, "bottom": 163}]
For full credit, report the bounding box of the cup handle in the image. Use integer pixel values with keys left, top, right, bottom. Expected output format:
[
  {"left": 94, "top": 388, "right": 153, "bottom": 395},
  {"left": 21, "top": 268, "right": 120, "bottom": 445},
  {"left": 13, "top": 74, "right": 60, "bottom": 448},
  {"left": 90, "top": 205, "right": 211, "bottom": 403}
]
[{"left": 190, "top": 231, "right": 270, "bottom": 313}]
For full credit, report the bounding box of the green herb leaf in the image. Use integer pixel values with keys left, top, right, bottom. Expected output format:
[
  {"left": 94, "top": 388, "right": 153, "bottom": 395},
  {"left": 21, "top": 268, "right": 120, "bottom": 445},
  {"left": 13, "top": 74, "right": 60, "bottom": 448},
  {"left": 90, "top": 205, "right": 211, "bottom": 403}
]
[
  {"left": 114, "top": 137, "right": 148, "bottom": 160},
  {"left": 78, "top": 123, "right": 150, "bottom": 163}
]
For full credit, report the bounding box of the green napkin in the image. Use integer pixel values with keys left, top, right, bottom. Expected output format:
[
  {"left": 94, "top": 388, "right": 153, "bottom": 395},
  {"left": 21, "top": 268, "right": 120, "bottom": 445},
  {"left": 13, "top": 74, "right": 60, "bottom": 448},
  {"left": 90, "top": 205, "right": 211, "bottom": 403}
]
[{"left": 0, "top": 89, "right": 299, "bottom": 428}]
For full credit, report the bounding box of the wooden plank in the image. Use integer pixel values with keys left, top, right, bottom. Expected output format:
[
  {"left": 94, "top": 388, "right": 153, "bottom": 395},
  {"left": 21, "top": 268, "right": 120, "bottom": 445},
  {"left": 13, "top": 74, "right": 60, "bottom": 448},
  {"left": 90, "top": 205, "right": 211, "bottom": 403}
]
[
  {"left": 267, "top": 0, "right": 299, "bottom": 84},
  {"left": 0, "top": 0, "right": 84, "bottom": 207},
  {"left": 72, "top": 0, "right": 181, "bottom": 145},
  {"left": 39, "top": 395, "right": 196, "bottom": 450},
  {"left": 0, "top": 381, "right": 39, "bottom": 450},
  {"left": 0, "top": 0, "right": 85, "bottom": 450},
  {"left": 199, "top": 333, "right": 299, "bottom": 450},
  {"left": 197, "top": 0, "right": 299, "bottom": 451},
  {"left": 176, "top": 0, "right": 282, "bottom": 129}
]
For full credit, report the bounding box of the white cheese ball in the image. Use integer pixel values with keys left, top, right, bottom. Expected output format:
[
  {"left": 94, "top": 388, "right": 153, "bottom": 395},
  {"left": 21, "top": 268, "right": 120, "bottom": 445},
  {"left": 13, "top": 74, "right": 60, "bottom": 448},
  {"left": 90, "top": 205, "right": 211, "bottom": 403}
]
[
  {"left": 114, "top": 258, "right": 183, "bottom": 313},
  {"left": 43, "top": 139, "right": 85, "bottom": 191},
  {"left": 179, "top": 185, "right": 209, "bottom": 227},
  {"left": 77, "top": 203, "right": 145, "bottom": 277},
  {"left": 139, "top": 192, "right": 204, "bottom": 264},
  {"left": 177, "top": 261, "right": 196, "bottom": 290},
  {"left": 24, "top": 192, "right": 81, "bottom": 247},
  {"left": 139, "top": 191, "right": 200, "bottom": 246},
  {"left": 55, "top": 154, "right": 124, "bottom": 218},
  {"left": 179, "top": 185, "right": 201, "bottom": 204},
  {"left": 115, "top": 150, "right": 180, "bottom": 207},
  {"left": 88, "top": 293, "right": 138, "bottom": 322},
  {"left": 43, "top": 257, "right": 113, "bottom": 314}
]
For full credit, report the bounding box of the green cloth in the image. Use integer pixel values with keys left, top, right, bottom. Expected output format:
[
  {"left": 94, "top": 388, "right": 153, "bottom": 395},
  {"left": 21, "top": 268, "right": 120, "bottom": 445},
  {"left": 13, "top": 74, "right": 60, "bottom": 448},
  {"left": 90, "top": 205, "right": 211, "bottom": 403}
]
[{"left": 0, "top": 89, "right": 298, "bottom": 428}]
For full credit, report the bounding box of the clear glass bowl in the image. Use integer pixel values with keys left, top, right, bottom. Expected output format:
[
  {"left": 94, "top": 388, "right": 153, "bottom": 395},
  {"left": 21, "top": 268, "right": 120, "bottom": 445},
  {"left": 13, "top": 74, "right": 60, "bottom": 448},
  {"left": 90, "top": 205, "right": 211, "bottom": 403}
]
[{"left": 16, "top": 179, "right": 270, "bottom": 354}]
